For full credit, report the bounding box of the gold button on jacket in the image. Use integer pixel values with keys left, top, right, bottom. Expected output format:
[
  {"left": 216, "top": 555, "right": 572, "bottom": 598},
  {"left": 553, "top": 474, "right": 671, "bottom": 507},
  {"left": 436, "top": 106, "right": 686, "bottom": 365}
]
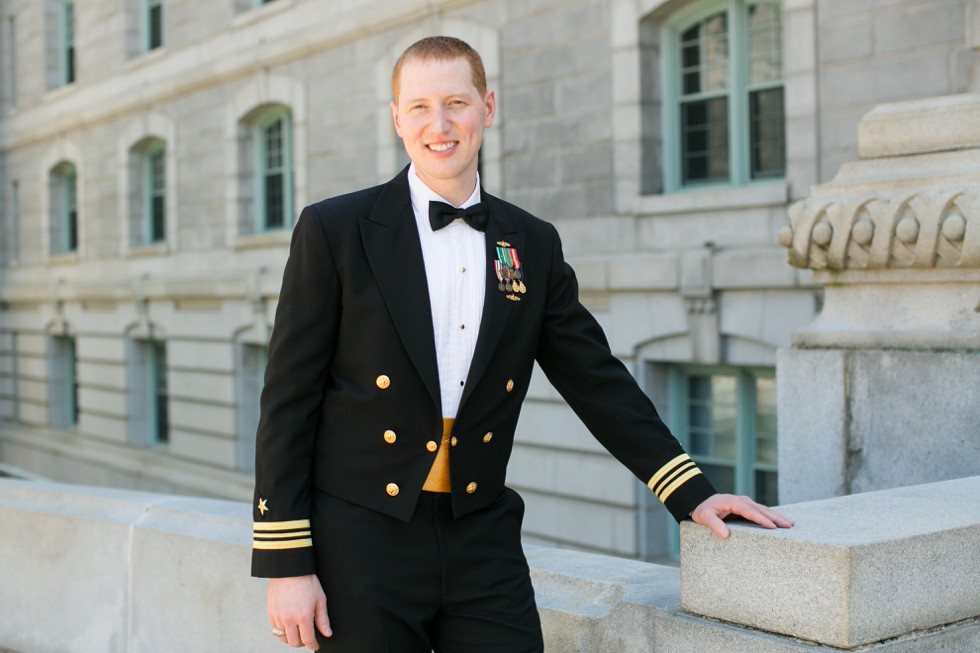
[
  {"left": 386, "top": 483, "right": 399, "bottom": 497},
  {"left": 384, "top": 430, "right": 397, "bottom": 444},
  {"left": 483, "top": 432, "right": 493, "bottom": 443},
  {"left": 505, "top": 379, "right": 515, "bottom": 392},
  {"left": 376, "top": 375, "right": 391, "bottom": 389},
  {"left": 466, "top": 482, "right": 478, "bottom": 494},
  {"left": 426, "top": 440, "right": 438, "bottom": 452}
]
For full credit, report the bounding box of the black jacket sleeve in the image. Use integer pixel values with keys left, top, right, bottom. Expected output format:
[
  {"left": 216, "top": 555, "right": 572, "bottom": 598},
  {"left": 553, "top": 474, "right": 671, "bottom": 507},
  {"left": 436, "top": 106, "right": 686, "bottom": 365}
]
[{"left": 534, "top": 225, "right": 716, "bottom": 521}]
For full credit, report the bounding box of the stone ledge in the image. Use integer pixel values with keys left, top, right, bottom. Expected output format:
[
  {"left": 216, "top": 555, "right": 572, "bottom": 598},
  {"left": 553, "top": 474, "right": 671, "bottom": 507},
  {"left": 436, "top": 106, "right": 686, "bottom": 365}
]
[
  {"left": 858, "top": 95, "right": 980, "bottom": 159},
  {"left": 680, "top": 476, "right": 980, "bottom": 649},
  {"left": 1, "top": 478, "right": 979, "bottom": 653}
]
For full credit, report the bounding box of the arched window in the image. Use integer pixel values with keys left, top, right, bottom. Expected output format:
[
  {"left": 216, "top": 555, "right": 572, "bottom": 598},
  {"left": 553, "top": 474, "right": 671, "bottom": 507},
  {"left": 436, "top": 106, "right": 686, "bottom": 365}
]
[
  {"left": 128, "top": 137, "right": 167, "bottom": 246},
  {"left": 49, "top": 161, "right": 78, "bottom": 254},
  {"left": 660, "top": 0, "right": 784, "bottom": 192},
  {"left": 238, "top": 104, "right": 294, "bottom": 233}
]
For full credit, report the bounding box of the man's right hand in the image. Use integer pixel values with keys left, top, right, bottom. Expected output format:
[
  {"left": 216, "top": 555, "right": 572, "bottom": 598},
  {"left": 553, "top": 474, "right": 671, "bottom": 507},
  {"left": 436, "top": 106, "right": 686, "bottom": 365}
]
[{"left": 267, "top": 574, "right": 332, "bottom": 650}]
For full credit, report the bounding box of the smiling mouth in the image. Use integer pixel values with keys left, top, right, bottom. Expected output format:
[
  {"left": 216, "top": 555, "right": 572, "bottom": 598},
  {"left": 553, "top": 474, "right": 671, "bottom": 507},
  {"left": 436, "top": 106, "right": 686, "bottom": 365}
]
[{"left": 428, "top": 141, "right": 457, "bottom": 152}]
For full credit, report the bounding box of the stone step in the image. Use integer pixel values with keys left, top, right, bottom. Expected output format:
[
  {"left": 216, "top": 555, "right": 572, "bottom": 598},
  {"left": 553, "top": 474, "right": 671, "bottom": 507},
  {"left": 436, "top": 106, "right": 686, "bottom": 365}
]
[{"left": 680, "top": 476, "right": 980, "bottom": 649}]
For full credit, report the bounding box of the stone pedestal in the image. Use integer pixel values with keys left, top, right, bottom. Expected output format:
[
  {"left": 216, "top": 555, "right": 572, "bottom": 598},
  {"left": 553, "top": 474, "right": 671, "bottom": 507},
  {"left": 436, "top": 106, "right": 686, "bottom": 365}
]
[
  {"left": 681, "top": 476, "right": 980, "bottom": 649},
  {"left": 777, "top": 94, "right": 980, "bottom": 503}
]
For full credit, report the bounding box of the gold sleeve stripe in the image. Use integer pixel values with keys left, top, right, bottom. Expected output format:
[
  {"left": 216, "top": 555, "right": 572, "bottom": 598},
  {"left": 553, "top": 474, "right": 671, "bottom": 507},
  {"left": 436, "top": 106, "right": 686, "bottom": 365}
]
[
  {"left": 653, "top": 461, "right": 697, "bottom": 497},
  {"left": 253, "top": 531, "right": 312, "bottom": 540},
  {"left": 253, "top": 519, "right": 311, "bottom": 532},
  {"left": 646, "top": 454, "right": 691, "bottom": 492},
  {"left": 658, "top": 468, "right": 703, "bottom": 503},
  {"left": 253, "top": 538, "right": 314, "bottom": 551}
]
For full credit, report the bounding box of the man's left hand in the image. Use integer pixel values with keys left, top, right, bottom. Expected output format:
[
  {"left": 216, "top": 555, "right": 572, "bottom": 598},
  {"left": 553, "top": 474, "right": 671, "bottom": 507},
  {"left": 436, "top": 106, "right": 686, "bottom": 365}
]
[{"left": 690, "top": 494, "right": 794, "bottom": 539}]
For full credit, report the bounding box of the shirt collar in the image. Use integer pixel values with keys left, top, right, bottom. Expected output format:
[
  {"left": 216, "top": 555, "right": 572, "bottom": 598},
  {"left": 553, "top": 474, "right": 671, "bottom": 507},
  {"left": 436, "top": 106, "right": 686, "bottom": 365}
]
[{"left": 408, "top": 162, "right": 482, "bottom": 221}]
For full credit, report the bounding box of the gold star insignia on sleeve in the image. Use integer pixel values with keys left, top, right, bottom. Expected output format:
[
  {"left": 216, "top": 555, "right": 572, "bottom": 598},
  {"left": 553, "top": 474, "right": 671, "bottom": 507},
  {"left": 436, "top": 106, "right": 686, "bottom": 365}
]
[{"left": 257, "top": 498, "right": 269, "bottom": 516}]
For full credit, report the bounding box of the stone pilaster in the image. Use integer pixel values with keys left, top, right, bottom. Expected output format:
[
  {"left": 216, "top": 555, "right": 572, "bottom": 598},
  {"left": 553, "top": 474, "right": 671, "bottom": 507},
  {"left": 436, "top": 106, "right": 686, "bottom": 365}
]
[{"left": 776, "top": 94, "right": 980, "bottom": 503}]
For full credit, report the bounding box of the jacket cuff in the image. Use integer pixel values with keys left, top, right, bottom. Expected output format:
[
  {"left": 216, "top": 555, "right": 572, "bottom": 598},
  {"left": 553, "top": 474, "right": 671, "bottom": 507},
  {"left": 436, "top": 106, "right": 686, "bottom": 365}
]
[
  {"left": 251, "top": 546, "right": 317, "bottom": 579},
  {"left": 646, "top": 454, "right": 718, "bottom": 523},
  {"left": 250, "top": 518, "right": 317, "bottom": 578}
]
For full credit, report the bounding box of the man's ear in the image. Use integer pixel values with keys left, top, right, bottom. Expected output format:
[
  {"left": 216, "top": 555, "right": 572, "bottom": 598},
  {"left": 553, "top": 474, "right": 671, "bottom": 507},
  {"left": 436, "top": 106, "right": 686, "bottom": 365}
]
[{"left": 483, "top": 90, "right": 496, "bottom": 128}]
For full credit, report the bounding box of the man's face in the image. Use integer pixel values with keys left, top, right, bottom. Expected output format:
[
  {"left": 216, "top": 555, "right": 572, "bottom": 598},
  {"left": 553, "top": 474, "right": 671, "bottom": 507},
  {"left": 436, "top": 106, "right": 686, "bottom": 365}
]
[{"left": 391, "top": 56, "right": 495, "bottom": 202}]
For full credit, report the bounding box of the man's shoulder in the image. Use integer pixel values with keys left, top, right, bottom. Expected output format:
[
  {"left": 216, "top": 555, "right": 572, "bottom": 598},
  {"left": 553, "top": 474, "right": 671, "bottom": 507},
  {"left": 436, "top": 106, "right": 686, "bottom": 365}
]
[{"left": 305, "top": 183, "right": 388, "bottom": 224}]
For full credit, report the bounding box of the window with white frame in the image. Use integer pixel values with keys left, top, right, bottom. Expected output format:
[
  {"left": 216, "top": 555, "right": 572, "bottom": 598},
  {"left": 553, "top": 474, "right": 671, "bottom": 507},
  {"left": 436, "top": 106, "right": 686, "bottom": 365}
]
[
  {"left": 49, "top": 162, "right": 78, "bottom": 254},
  {"left": 659, "top": 0, "right": 784, "bottom": 192},
  {"left": 49, "top": 335, "right": 78, "bottom": 428},
  {"left": 237, "top": 343, "right": 268, "bottom": 472},
  {"left": 666, "top": 365, "right": 778, "bottom": 506},
  {"left": 145, "top": 0, "right": 163, "bottom": 50}
]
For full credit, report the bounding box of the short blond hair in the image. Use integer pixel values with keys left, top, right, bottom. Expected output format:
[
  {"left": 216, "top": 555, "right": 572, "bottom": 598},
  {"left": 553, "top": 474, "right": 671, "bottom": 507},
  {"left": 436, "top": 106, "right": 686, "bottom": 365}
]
[{"left": 391, "top": 36, "right": 487, "bottom": 101}]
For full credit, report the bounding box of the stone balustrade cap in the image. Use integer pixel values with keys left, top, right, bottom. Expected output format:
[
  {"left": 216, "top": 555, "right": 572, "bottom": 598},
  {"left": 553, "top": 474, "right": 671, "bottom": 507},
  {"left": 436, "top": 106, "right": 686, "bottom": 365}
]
[{"left": 858, "top": 94, "right": 980, "bottom": 159}]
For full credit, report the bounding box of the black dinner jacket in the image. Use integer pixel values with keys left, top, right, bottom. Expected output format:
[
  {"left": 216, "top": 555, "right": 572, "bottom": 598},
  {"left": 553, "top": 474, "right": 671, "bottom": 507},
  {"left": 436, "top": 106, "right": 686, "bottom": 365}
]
[{"left": 251, "top": 166, "right": 715, "bottom": 578}]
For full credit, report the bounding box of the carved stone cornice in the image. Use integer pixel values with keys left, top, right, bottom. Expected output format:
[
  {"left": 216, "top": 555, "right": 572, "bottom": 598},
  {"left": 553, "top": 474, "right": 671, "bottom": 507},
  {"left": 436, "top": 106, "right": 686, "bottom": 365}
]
[
  {"left": 780, "top": 94, "right": 980, "bottom": 274},
  {"left": 779, "top": 188, "right": 980, "bottom": 271}
]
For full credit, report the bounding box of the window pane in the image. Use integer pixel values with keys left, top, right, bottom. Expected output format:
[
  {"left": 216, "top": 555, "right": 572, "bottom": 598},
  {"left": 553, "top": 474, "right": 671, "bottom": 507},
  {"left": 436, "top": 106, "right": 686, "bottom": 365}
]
[
  {"left": 265, "top": 173, "right": 284, "bottom": 229},
  {"left": 750, "top": 87, "right": 785, "bottom": 179},
  {"left": 702, "top": 463, "right": 735, "bottom": 494},
  {"left": 755, "top": 376, "right": 777, "bottom": 464},
  {"left": 261, "top": 115, "right": 289, "bottom": 230},
  {"left": 65, "top": 171, "right": 78, "bottom": 252},
  {"left": 148, "top": 5, "right": 163, "bottom": 50},
  {"left": 149, "top": 148, "right": 166, "bottom": 242},
  {"left": 682, "top": 97, "right": 729, "bottom": 184},
  {"left": 152, "top": 342, "right": 168, "bottom": 443},
  {"left": 755, "top": 469, "right": 778, "bottom": 506},
  {"left": 265, "top": 119, "right": 283, "bottom": 170},
  {"left": 686, "top": 374, "right": 737, "bottom": 462},
  {"left": 748, "top": 3, "right": 782, "bottom": 84},
  {"left": 151, "top": 197, "right": 166, "bottom": 242},
  {"left": 63, "top": 2, "right": 75, "bottom": 84},
  {"left": 678, "top": 11, "right": 728, "bottom": 96}
]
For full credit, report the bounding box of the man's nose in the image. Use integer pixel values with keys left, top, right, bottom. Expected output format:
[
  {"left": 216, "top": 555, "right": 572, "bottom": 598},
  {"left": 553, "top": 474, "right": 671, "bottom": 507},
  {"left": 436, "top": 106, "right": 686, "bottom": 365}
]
[{"left": 431, "top": 106, "right": 451, "bottom": 132}]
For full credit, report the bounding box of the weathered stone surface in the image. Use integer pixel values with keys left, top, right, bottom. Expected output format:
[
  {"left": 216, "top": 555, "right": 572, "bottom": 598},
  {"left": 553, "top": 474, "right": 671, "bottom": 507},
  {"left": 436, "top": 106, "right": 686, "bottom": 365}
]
[
  {"left": 3, "top": 479, "right": 980, "bottom": 653},
  {"left": 858, "top": 94, "right": 980, "bottom": 159},
  {"left": 681, "top": 476, "right": 980, "bottom": 649}
]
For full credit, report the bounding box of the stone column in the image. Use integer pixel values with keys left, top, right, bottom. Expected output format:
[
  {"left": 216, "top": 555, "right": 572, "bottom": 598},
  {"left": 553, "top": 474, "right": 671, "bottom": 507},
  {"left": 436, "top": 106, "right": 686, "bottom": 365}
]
[{"left": 776, "top": 94, "right": 980, "bottom": 503}]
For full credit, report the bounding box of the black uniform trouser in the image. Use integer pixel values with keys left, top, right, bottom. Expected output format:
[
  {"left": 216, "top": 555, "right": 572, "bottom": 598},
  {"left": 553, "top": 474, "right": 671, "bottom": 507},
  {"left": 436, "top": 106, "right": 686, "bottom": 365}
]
[{"left": 312, "top": 488, "right": 544, "bottom": 653}]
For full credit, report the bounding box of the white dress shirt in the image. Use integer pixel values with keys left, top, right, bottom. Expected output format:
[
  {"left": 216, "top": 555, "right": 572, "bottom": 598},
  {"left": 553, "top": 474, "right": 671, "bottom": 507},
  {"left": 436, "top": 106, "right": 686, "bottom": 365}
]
[{"left": 407, "top": 163, "right": 487, "bottom": 419}]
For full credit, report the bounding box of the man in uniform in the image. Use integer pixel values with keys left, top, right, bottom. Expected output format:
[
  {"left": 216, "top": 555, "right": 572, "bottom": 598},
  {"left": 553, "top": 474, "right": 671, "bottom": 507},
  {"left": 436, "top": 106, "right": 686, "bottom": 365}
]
[{"left": 252, "top": 35, "right": 792, "bottom": 652}]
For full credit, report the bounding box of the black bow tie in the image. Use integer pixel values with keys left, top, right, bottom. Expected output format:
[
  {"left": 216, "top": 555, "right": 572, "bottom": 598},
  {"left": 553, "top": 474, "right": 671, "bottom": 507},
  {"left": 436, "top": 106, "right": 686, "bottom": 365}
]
[{"left": 428, "top": 201, "right": 488, "bottom": 232}]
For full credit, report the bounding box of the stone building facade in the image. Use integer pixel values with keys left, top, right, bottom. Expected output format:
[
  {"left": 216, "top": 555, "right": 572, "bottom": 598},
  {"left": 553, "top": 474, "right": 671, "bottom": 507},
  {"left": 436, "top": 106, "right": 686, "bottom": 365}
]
[{"left": 0, "top": 0, "right": 976, "bottom": 560}]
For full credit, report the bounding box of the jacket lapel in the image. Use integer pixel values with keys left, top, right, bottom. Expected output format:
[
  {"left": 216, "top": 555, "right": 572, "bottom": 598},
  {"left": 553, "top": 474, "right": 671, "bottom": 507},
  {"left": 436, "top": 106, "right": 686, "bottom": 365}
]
[
  {"left": 459, "top": 194, "right": 522, "bottom": 411},
  {"left": 360, "top": 171, "right": 441, "bottom": 410}
]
